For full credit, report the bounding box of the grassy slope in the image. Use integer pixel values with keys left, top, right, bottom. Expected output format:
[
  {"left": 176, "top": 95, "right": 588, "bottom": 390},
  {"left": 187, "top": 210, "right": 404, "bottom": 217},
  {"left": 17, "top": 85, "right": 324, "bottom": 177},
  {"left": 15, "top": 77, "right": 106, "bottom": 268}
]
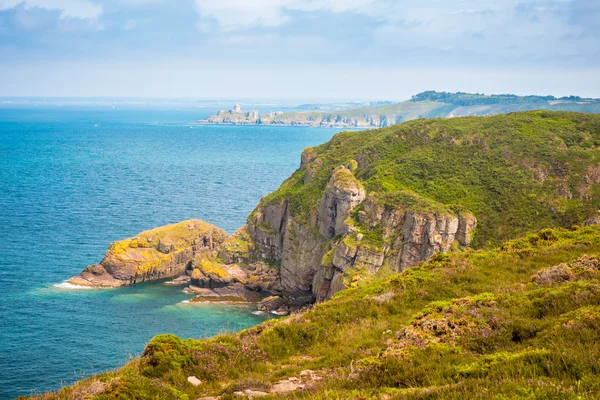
[
  {"left": 36, "top": 225, "right": 600, "bottom": 399},
  {"left": 259, "top": 111, "right": 600, "bottom": 248}
]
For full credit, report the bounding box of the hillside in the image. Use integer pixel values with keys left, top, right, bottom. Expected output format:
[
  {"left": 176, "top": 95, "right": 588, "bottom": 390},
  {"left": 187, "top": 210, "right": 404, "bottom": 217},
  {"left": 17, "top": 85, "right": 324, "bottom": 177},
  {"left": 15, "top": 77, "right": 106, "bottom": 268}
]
[
  {"left": 197, "top": 91, "right": 600, "bottom": 128},
  {"left": 33, "top": 225, "right": 600, "bottom": 399},
  {"left": 34, "top": 111, "right": 600, "bottom": 399}
]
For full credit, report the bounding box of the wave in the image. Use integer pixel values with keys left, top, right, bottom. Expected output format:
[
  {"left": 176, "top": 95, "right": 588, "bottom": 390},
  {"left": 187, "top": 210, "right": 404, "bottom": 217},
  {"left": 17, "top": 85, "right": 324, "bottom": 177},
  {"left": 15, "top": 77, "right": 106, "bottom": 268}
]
[{"left": 52, "top": 281, "right": 96, "bottom": 290}]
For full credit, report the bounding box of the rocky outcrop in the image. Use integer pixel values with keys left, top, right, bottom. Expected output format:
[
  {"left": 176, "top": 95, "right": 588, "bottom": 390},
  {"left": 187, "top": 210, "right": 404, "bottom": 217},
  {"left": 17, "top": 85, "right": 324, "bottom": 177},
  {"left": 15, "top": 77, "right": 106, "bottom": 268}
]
[
  {"left": 317, "top": 167, "right": 366, "bottom": 239},
  {"left": 246, "top": 156, "right": 478, "bottom": 304},
  {"left": 67, "top": 220, "right": 228, "bottom": 287}
]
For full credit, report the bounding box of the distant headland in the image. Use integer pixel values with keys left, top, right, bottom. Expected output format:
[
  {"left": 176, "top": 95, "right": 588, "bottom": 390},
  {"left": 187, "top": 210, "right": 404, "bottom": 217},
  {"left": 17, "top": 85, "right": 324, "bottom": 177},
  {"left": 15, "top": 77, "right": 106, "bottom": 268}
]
[{"left": 195, "top": 91, "right": 600, "bottom": 128}]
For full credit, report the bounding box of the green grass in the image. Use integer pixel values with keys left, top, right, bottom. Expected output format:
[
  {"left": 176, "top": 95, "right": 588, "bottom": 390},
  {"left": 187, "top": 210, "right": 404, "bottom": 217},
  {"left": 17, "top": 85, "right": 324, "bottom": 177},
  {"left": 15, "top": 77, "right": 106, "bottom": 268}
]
[{"left": 34, "top": 225, "right": 600, "bottom": 399}]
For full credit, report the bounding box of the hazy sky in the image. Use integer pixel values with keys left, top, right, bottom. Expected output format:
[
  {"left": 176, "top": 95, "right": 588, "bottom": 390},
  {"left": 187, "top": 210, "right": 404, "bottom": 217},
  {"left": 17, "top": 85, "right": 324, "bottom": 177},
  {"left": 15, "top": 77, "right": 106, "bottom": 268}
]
[{"left": 0, "top": 0, "right": 599, "bottom": 99}]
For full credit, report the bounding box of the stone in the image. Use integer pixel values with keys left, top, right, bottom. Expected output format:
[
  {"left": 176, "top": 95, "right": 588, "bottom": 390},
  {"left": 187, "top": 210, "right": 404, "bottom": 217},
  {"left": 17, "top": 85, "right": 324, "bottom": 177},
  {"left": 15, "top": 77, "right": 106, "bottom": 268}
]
[
  {"left": 187, "top": 376, "right": 201, "bottom": 386},
  {"left": 165, "top": 275, "right": 191, "bottom": 285},
  {"left": 258, "top": 296, "right": 285, "bottom": 312},
  {"left": 585, "top": 211, "right": 600, "bottom": 226},
  {"left": 271, "top": 379, "right": 304, "bottom": 394}
]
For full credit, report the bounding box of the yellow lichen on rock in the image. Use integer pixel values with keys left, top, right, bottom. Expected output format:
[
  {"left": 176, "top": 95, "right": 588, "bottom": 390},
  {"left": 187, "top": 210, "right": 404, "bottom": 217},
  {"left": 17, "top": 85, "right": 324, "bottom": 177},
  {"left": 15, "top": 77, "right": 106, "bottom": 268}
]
[{"left": 68, "top": 219, "right": 228, "bottom": 287}]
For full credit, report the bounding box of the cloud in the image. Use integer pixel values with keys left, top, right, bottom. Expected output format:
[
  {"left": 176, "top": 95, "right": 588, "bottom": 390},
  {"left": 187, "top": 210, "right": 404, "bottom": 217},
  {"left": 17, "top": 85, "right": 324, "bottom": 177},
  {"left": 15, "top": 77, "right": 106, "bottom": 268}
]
[
  {"left": 193, "top": 0, "right": 384, "bottom": 30},
  {"left": 190, "top": 0, "right": 597, "bottom": 63},
  {"left": 192, "top": 0, "right": 521, "bottom": 30},
  {"left": 0, "top": 0, "right": 102, "bottom": 19}
]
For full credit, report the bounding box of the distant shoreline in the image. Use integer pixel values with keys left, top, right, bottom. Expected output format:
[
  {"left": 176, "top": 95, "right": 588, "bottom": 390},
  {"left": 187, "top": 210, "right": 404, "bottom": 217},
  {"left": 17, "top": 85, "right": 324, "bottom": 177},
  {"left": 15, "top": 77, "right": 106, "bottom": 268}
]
[{"left": 192, "top": 120, "right": 365, "bottom": 129}]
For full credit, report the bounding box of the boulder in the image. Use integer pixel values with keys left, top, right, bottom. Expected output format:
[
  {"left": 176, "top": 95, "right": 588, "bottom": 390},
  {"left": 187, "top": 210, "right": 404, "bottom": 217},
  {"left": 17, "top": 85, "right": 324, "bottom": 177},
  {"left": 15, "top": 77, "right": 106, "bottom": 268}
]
[{"left": 258, "top": 296, "right": 285, "bottom": 312}]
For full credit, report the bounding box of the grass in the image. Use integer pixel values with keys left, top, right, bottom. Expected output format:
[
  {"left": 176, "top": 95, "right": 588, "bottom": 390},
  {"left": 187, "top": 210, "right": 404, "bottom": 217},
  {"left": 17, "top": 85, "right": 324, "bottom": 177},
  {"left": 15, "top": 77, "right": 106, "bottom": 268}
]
[{"left": 33, "top": 225, "right": 600, "bottom": 399}]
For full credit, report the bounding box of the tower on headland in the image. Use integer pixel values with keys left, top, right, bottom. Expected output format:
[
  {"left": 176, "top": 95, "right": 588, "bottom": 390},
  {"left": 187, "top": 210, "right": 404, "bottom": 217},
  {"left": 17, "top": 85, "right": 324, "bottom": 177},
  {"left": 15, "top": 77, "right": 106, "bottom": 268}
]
[{"left": 233, "top": 104, "right": 242, "bottom": 113}]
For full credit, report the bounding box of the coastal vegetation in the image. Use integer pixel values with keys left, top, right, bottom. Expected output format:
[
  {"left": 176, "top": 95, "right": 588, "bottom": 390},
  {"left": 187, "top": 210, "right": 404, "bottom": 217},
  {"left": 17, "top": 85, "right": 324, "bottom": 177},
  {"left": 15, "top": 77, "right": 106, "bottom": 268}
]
[{"left": 33, "top": 225, "right": 600, "bottom": 399}]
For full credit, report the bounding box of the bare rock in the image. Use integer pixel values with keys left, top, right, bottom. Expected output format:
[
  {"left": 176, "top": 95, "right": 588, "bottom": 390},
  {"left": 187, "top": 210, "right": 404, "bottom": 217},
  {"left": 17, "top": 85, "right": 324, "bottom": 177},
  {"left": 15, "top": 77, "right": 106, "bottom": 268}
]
[
  {"left": 234, "top": 389, "right": 268, "bottom": 398},
  {"left": 457, "top": 213, "right": 477, "bottom": 246},
  {"left": 165, "top": 275, "right": 191, "bottom": 285},
  {"left": 67, "top": 264, "right": 126, "bottom": 288},
  {"left": 585, "top": 211, "right": 600, "bottom": 226},
  {"left": 271, "top": 379, "right": 304, "bottom": 394},
  {"left": 317, "top": 167, "right": 366, "bottom": 239},
  {"left": 258, "top": 295, "right": 285, "bottom": 312},
  {"left": 187, "top": 376, "right": 202, "bottom": 386}
]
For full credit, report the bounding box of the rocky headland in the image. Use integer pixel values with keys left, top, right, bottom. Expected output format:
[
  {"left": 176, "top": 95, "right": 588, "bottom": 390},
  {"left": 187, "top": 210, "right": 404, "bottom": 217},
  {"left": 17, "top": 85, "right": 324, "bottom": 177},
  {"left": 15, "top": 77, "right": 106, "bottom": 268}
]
[
  {"left": 42, "top": 111, "right": 600, "bottom": 400},
  {"left": 195, "top": 91, "right": 600, "bottom": 129},
  {"left": 69, "top": 111, "right": 600, "bottom": 316},
  {"left": 67, "top": 220, "right": 228, "bottom": 288},
  {"left": 67, "top": 163, "right": 478, "bottom": 314}
]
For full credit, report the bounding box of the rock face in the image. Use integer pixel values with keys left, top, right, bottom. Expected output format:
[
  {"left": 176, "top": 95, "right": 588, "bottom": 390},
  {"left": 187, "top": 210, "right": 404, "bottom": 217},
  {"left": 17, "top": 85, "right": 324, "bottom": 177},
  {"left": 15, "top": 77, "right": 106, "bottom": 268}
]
[
  {"left": 245, "top": 156, "right": 478, "bottom": 304},
  {"left": 67, "top": 220, "right": 228, "bottom": 287},
  {"left": 317, "top": 167, "right": 366, "bottom": 239}
]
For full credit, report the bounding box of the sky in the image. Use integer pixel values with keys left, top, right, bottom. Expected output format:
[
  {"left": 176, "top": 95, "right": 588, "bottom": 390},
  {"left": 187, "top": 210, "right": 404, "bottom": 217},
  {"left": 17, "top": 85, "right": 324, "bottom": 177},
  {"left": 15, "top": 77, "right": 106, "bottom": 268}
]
[{"left": 0, "top": 0, "right": 599, "bottom": 100}]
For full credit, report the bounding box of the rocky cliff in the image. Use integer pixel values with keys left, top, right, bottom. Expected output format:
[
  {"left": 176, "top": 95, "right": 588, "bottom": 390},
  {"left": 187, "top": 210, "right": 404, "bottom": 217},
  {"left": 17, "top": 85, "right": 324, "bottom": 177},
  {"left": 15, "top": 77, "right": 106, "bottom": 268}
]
[
  {"left": 241, "top": 111, "right": 600, "bottom": 304},
  {"left": 67, "top": 220, "right": 228, "bottom": 287},
  {"left": 246, "top": 160, "right": 478, "bottom": 304}
]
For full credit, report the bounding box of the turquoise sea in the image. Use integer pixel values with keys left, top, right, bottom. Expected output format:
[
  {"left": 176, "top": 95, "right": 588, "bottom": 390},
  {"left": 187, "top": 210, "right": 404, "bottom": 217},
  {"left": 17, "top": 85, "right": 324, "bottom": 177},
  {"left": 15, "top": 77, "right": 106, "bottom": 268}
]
[{"left": 0, "top": 102, "right": 340, "bottom": 399}]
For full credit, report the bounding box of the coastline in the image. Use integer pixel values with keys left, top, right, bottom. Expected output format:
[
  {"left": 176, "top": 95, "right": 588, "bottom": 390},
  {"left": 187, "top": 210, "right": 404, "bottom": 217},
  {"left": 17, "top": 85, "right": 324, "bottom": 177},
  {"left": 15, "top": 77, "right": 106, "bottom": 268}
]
[{"left": 192, "top": 120, "right": 372, "bottom": 129}]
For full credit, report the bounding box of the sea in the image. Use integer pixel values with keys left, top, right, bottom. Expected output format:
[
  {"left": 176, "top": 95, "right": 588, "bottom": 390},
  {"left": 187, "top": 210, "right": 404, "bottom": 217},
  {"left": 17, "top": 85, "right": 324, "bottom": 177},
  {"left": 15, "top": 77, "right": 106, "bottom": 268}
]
[{"left": 0, "top": 100, "right": 341, "bottom": 399}]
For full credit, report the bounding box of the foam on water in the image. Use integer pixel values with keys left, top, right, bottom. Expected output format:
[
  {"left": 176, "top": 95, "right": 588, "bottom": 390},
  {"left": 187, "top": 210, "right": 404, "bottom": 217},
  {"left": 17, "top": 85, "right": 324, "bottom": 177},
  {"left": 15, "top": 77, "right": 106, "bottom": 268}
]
[{"left": 52, "top": 281, "right": 96, "bottom": 290}]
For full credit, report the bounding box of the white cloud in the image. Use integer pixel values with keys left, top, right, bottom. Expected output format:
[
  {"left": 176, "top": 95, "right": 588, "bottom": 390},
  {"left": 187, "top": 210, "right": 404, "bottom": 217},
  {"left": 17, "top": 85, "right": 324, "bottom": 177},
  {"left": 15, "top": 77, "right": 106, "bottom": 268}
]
[
  {"left": 194, "top": 0, "right": 292, "bottom": 30},
  {"left": 193, "top": 0, "right": 383, "bottom": 30},
  {"left": 193, "top": 0, "right": 573, "bottom": 31},
  {"left": 0, "top": 0, "right": 102, "bottom": 19},
  {"left": 191, "top": 0, "right": 592, "bottom": 63}
]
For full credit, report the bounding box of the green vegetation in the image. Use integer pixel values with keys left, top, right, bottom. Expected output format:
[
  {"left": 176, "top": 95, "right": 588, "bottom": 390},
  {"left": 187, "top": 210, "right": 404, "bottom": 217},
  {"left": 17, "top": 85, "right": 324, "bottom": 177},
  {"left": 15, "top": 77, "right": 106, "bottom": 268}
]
[
  {"left": 412, "top": 90, "right": 599, "bottom": 106},
  {"left": 259, "top": 111, "right": 600, "bottom": 248},
  {"left": 35, "top": 225, "right": 600, "bottom": 399}
]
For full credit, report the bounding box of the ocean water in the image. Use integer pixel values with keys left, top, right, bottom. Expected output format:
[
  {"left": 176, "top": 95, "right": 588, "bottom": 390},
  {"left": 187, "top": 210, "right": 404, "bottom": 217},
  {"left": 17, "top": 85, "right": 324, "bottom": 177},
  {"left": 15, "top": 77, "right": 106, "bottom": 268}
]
[{"left": 0, "top": 103, "right": 340, "bottom": 399}]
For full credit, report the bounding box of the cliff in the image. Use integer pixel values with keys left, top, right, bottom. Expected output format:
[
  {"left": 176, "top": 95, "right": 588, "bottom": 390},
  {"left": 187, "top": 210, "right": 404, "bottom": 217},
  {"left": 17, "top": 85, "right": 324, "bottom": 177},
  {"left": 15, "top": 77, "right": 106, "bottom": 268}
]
[
  {"left": 242, "top": 111, "right": 600, "bottom": 305},
  {"left": 67, "top": 220, "right": 228, "bottom": 287}
]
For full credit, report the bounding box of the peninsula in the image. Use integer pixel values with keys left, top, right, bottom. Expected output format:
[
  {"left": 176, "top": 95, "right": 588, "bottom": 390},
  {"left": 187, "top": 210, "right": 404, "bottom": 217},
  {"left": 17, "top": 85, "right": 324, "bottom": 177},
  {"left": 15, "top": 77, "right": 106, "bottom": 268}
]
[{"left": 196, "top": 91, "right": 600, "bottom": 128}]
